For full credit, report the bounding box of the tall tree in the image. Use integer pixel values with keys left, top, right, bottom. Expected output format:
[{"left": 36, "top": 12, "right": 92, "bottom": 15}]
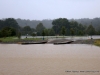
[
  {"left": 61, "top": 26, "right": 66, "bottom": 38},
  {"left": 44, "top": 29, "right": 49, "bottom": 36},
  {"left": 70, "top": 28, "right": 74, "bottom": 36},
  {"left": 4, "top": 18, "right": 20, "bottom": 30},
  {"left": 0, "top": 20, "right": 4, "bottom": 30},
  {"left": 22, "top": 26, "right": 32, "bottom": 35},
  {"left": 86, "top": 25, "right": 96, "bottom": 38},
  {"left": 48, "top": 28, "right": 55, "bottom": 36},
  {"left": 36, "top": 23, "right": 45, "bottom": 36},
  {"left": 52, "top": 18, "right": 70, "bottom": 35}
]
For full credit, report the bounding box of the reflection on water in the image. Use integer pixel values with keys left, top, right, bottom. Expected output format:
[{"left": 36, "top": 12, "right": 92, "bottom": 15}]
[{"left": 0, "top": 44, "right": 100, "bottom": 75}]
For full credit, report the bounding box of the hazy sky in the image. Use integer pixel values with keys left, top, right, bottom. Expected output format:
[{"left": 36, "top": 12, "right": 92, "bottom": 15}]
[{"left": 0, "top": 0, "right": 100, "bottom": 20}]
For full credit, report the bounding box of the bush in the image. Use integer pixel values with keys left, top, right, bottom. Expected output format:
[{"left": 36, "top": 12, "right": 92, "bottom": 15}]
[{"left": 0, "top": 27, "right": 16, "bottom": 37}]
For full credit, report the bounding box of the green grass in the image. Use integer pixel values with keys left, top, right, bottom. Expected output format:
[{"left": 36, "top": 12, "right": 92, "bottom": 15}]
[
  {"left": 0, "top": 37, "right": 18, "bottom": 42},
  {"left": 94, "top": 39, "right": 100, "bottom": 46},
  {"left": 0, "top": 37, "right": 45, "bottom": 43}
]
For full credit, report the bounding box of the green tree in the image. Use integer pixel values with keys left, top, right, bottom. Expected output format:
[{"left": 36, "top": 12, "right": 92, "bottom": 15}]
[
  {"left": 0, "top": 18, "right": 20, "bottom": 36},
  {"left": 44, "top": 29, "right": 49, "bottom": 39},
  {"left": 86, "top": 25, "right": 96, "bottom": 38},
  {"left": 0, "top": 20, "right": 4, "bottom": 30},
  {"left": 97, "top": 30, "right": 100, "bottom": 35},
  {"left": 44, "top": 29, "right": 49, "bottom": 36},
  {"left": 0, "top": 28, "right": 9, "bottom": 37},
  {"left": 31, "top": 33, "right": 36, "bottom": 37},
  {"left": 61, "top": 26, "right": 66, "bottom": 38},
  {"left": 70, "top": 28, "right": 74, "bottom": 36},
  {"left": 4, "top": 18, "right": 20, "bottom": 30},
  {"left": 48, "top": 28, "right": 55, "bottom": 36},
  {"left": 70, "top": 21, "right": 78, "bottom": 29},
  {"left": 52, "top": 18, "right": 70, "bottom": 35},
  {"left": 78, "top": 30, "right": 84, "bottom": 36},
  {"left": 78, "top": 24, "right": 86, "bottom": 35},
  {"left": 0, "top": 27, "right": 16, "bottom": 37},
  {"left": 36, "top": 23, "right": 45, "bottom": 36},
  {"left": 22, "top": 26, "right": 32, "bottom": 35}
]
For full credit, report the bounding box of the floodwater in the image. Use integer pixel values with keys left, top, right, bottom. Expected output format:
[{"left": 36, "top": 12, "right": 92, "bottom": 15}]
[{"left": 0, "top": 44, "right": 100, "bottom": 75}]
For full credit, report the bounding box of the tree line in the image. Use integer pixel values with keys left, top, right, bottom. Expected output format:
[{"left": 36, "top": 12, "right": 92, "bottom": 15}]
[
  {"left": 15, "top": 18, "right": 100, "bottom": 31},
  {"left": 0, "top": 18, "right": 100, "bottom": 38},
  {"left": 0, "top": 18, "right": 20, "bottom": 37},
  {"left": 0, "top": 18, "right": 55, "bottom": 37},
  {"left": 52, "top": 18, "right": 98, "bottom": 36}
]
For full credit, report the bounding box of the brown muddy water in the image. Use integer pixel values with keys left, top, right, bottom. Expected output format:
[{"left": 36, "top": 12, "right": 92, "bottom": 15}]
[{"left": 0, "top": 44, "right": 100, "bottom": 75}]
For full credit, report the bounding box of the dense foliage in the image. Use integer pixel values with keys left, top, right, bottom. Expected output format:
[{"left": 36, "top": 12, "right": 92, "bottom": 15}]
[
  {"left": 0, "top": 18, "right": 100, "bottom": 37},
  {"left": 0, "top": 18, "right": 20, "bottom": 30},
  {"left": 0, "top": 18, "right": 20, "bottom": 37},
  {"left": 52, "top": 18, "right": 97, "bottom": 36},
  {"left": 0, "top": 27, "right": 16, "bottom": 37},
  {"left": 15, "top": 18, "right": 100, "bottom": 30},
  {"left": 36, "top": 23, "right": 45, "bottom": 36}
]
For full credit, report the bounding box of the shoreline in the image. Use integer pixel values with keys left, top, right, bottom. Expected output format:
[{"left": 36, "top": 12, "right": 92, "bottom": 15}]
[{"left": 0, "top": 39, "right": 95, "bottom": 44}]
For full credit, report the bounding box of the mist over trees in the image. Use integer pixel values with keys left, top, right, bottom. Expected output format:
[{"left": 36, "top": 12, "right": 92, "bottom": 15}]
[
  {"left": 0, "top": 17, "right": 100, "bottom": 37},
  {"left": 15, "top": 18, "right": 100, "bottom": 30},
  {"left": 52, "top": 18, "right": 88, "bottom": 36},
  {"left": 16, "top": 18, "right": 52, "bottom": 28},
  {"left": 74, "top": 18, "right": 100, "bottom": 31},
  {"left": 15, "top": 18, "right": 100, "bottom": 36}
]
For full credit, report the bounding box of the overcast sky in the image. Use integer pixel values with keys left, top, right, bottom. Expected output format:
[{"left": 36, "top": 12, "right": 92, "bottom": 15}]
[{"left": 0, "top": 0, "right": 100, "bottom": 20}]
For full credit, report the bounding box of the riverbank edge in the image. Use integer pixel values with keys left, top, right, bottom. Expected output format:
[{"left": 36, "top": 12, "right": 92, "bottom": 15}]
[{"left": 0, "top": 39, "right": 99, "bottom": 45}]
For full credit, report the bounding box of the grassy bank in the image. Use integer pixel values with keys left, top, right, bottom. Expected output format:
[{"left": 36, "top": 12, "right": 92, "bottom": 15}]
[
  {"left": 0, "top": 37, "right": 17, "bottom": 42},
  {"left": 0, "top": 37, "right": 45, "bottom": 43},
  {"left": 94, "top": 39, "right": 100, "bottom": 46}
]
